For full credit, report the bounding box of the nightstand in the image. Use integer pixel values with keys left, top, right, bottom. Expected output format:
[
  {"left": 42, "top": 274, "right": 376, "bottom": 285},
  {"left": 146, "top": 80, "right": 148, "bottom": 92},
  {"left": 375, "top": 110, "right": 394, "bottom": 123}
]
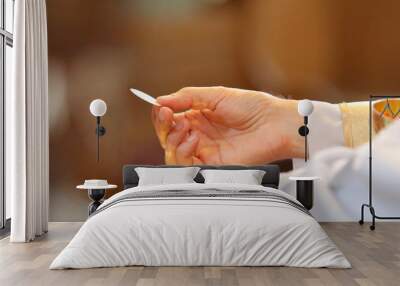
[
  {"left": 289, "top": 176, "right": 320, "bottom": 210},
  {"left": 77, "top": 180, "right": 117, "bottom": 215}
]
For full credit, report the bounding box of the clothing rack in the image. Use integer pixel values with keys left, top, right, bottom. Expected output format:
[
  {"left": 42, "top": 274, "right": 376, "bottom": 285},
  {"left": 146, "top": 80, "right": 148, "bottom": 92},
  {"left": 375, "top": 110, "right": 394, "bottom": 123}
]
[{"left": 359, "top": 95, "right": 400, "bottom": 230}]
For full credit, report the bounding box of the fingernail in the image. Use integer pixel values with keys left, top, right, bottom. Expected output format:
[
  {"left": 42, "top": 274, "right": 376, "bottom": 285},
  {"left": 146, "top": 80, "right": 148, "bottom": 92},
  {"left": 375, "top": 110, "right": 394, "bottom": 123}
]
[
  {"left": 157, "top": 95, "right": 171, "bottom": 103},
  {"left": 175, "top": 121, "right": 184, "bottom": 130},
  {"left": 188, "top": 133, "right": 197, "bottom": 141},
  {"left": 159, "top": 111, "right": 165, "bottom": 121}
]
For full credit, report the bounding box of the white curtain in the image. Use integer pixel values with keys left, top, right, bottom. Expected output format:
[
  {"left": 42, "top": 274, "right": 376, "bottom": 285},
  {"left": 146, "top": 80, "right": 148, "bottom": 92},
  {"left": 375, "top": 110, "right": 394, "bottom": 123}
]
[{"left": 8, "top": 0, "right": 49, "bottom": 242}]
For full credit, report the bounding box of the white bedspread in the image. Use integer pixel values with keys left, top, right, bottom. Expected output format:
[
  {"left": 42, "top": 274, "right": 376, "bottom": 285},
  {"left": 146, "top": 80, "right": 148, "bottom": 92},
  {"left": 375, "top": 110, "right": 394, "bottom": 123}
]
[{"left": 50, "top": 183, "right": 350, "bottom": 269}]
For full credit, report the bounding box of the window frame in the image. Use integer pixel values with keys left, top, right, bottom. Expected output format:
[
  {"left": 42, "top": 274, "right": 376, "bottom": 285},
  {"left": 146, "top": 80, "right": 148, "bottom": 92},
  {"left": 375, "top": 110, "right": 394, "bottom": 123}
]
[{"left": 0, "top": 0, "right": 13, "bottom": 231}]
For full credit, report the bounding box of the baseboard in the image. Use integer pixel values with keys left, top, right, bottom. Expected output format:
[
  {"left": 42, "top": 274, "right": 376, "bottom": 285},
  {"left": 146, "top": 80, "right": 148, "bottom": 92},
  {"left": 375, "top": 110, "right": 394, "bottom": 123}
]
[{"left": 0, "top": 218, "right": 11, "bottom": 239}]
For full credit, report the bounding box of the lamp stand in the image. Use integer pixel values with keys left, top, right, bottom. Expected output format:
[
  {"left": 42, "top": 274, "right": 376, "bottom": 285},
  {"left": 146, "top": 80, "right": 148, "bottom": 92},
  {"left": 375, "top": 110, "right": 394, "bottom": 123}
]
[
  {"left": 95, "top": 116, "right": 106, "bottom": 162},
  {"left": 298, "top": 116, "right": 309, "bottom": 162}
]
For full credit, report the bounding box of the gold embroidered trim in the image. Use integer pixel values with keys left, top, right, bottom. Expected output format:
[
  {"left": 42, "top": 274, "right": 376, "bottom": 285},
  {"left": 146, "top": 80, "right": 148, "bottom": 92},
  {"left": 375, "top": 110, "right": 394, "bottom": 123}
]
[
  {"left": 339, "top": 102, "right": 370, "bottom": 148},
  {"left": 339, "top": 103, "right": 353, "bottom": 147}
]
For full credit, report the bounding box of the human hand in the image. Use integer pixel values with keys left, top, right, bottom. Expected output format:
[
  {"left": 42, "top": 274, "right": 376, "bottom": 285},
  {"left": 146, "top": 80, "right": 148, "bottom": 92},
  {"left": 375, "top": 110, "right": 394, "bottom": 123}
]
[{"left": 152, "top": 86, "right": 304, "bottom": 165}]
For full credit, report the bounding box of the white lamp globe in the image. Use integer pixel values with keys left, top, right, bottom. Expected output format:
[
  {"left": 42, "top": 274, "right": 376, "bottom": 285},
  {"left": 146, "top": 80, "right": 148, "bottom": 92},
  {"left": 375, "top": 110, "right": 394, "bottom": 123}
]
[
  {"left": 298, "top": 99, "right": 314, "bottom": 116},
  {"left": 90, "top": 99, "right": 107, "bottom": 117}
]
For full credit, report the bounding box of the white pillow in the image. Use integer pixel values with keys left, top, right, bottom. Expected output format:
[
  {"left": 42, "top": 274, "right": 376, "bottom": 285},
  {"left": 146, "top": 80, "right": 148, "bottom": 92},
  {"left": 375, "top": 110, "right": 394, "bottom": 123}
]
[
  {"left": 200, "top": 169, "right": 266, "bottom": 185},
  {"left": 135, "top": 167, "right": 201, "bottom": 186}
]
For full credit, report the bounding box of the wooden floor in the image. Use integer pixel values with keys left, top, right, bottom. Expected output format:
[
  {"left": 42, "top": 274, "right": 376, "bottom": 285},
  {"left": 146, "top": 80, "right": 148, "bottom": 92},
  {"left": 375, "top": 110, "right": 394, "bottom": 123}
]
[{"left": 0, "top": 222, "right": 399, "bottom": 286}]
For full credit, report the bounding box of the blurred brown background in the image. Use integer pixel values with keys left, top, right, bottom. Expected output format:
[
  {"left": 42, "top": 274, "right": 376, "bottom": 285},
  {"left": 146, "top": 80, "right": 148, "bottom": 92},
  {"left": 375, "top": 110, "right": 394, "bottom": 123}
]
[{"left": 47, "top": 0, "right": 400, "bottom": 221}]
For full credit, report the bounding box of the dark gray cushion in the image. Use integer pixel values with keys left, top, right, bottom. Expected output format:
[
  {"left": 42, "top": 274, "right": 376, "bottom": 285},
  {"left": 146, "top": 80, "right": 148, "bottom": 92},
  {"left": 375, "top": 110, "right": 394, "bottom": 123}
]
[{"left": 123, "top": 165, "right": 280, "bottom": 189}]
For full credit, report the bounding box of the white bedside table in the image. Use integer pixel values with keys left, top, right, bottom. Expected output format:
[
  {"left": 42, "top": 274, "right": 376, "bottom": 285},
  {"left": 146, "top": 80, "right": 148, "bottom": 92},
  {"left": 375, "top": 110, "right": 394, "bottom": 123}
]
[
  {"left": 289, "top": 176, "right": 320, "bottom": 210},
  {"left": 77, "top": 180, "right": 117, "bottom": 215}
]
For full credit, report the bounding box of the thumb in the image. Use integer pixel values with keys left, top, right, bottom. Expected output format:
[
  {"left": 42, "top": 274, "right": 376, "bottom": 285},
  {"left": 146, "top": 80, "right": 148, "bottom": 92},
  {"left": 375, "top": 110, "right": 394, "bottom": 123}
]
[{"left": 157, "top": 86, "right": 227, "bottom": 112}]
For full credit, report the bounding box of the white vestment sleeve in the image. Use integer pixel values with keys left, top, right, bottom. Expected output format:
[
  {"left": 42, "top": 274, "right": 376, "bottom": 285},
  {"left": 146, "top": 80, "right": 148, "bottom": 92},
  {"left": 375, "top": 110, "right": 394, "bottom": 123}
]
[
  {"left": 293, "top": 101, "right": 344, "bottom": 169},
  {"left": 282, "top": 120, "right": 400, "bottom": 221}
]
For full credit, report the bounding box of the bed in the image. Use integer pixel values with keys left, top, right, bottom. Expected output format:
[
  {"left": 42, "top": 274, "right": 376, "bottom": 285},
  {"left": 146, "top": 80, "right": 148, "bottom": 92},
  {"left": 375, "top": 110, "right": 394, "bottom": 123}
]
[{"left": 50, "top": 165, "right": 350, "bottom": 269}]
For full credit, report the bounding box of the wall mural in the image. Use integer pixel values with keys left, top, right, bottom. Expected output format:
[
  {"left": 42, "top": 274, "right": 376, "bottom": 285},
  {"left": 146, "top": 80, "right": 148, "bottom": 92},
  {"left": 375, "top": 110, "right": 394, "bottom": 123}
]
[{"left": 47, "top": 0, "right": 400, "bottom": 221}]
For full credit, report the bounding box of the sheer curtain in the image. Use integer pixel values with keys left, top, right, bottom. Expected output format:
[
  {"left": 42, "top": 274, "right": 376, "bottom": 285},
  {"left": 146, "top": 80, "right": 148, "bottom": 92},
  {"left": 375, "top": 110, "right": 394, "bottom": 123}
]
[{"left": 8, "top": 0, "right": 49, "bottom": 242}]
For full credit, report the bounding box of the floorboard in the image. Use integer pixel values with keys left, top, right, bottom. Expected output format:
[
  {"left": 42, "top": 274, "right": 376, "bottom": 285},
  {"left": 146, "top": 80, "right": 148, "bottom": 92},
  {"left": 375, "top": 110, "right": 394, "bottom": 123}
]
[{"left": 0, "top": 222, "right": 399, "bottom": 286}]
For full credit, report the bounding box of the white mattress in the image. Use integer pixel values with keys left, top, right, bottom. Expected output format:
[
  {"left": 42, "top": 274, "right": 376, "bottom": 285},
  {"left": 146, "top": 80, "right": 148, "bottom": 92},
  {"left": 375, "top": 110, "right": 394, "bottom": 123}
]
[{"left": 50, "top": 183, "right": 350, "bottom": 269}]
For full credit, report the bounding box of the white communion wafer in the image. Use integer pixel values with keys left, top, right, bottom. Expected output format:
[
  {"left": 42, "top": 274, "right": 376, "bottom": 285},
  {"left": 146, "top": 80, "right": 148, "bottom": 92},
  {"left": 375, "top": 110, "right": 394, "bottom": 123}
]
[{"left": 130, "top": 88, "right": 161, "bottom": 106}]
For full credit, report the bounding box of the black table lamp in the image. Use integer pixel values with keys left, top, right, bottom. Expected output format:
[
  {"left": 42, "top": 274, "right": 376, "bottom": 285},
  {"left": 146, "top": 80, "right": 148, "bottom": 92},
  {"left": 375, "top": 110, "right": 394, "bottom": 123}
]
[
  {"left": 297, "top": 99, "right": 314, "bottom": 162},
  {"left": 89, "top": 99, "right": 107, "bottom": 162}
]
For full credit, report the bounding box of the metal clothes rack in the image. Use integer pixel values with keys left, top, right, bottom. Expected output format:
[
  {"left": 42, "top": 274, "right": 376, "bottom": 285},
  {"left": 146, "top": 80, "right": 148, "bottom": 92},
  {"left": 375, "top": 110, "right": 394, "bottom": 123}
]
[{"left": 359, "top": 95, "right": 400, "bottom": 230}]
